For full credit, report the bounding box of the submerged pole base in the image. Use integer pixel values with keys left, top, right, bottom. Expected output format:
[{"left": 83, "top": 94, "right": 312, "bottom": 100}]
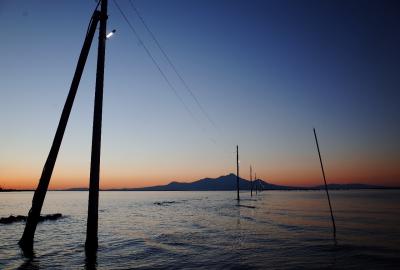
[
  {"left": 85, "top": 237, "right": 98, "bottom": 257},
  {"left": 85, "top": 240, "right": 98, "bottom": 269},
  {"left": 19, "top": 216, "right": 36, "bottom": 257},
  {"left": 85, "top": 248, "right": 97, "bottom": 270},
  {"left": 18, "top": 238, "right": 34, "bottom": 257}
]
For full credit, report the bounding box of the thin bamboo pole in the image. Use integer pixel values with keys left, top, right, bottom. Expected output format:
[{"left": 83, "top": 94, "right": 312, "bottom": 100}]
[
  {"left": 236, "top": 145, "right": 240, "bottom": 201},
  {"left": 313, "top": 128, "right": 337, "bottom": 244}
]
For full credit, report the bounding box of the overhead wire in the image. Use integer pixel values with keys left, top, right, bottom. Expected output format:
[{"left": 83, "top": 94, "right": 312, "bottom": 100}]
[
  {"left": 112, "top": 0, "right": 200, "bottom": 126},
  {"left": 128, "top": 0, "right": 218, "bottom": 130}
]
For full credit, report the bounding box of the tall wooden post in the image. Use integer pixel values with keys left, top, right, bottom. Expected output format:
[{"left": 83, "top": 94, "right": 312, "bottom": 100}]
[
  {"left": 236, "top": 145, "right": 240, "bottom": 201},
  {"left": 313, "top": 128, "right": 337, "bottom": 244},
  {"left": 86, "top": 0, "right": 108, "bottom": 254},
  {"left": 19, "top": 11, "right": 100, "bottom": 253},
  {"left": 250, "top": 165, "right": 253, "bottom": 197}
]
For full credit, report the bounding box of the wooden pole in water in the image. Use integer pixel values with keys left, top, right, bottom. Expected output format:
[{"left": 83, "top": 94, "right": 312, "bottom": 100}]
[
  {"left": 255, "top": 173, "right": 258, "bottom": 195},
  {"left": 313, "top": 128, "right": 337, "bottom": 244},
  {"left": 236, "top": 145, "right": 240, "bottom": 201},
  {"left": 250, "top": 165, "right": 253, "bottom": 197},
  {"left": 19, "top": 10, "right": 100, "bottom": 252},
  {"left": 86, "top": 0, "right": 108, "bottom": 254}
]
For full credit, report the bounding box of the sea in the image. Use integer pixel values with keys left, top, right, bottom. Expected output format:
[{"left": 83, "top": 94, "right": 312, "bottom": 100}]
[{"left": 0, "top": 190, "right": 399, "bottom": 269}]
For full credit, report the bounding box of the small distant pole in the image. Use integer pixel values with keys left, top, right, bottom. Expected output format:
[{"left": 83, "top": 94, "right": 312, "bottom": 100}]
[
  {"left": 313, "top": 128, "right": 337, "bottom": 244},
  {"left": 255, "top": 173, "right": 258, "bottom": 195},
  {"left": 236, "top": 145, "right": 240, "bottom": 201},
  {"left": 250, "top": 165, "right": 253, "bottom": 197}
]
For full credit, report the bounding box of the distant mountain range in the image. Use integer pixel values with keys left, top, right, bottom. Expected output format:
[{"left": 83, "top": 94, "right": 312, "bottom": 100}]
[
  {"left": 105, "top": 174, "right": 393, "bottom": 191},
  {"left": 111, "top": 173, "right": 295, "bottom": 191},
  {"left": 1, "top": 174, "right": 396, "bottom": 192}
]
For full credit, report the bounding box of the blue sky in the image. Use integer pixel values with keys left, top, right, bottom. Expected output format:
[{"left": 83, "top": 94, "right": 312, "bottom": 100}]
[{"left": 0, "top": 0, "right": 399, "bottom": 188}]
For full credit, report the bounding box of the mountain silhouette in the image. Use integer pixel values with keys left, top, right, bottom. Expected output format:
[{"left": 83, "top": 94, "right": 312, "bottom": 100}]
[
  {"left": 117, "top": 174, "right": 298, "bottom": 191},
  {"left": 109, "top": 174, "right": 391, "bottom": 191},
  {"left": 2, "top": 175, "right": 392, "bottom": 192}
]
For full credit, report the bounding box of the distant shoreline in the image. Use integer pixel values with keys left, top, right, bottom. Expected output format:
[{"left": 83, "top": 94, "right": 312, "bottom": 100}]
[
  {"left": 2, "top": 174, "right": 399, "bottom": 192},
  {"left": 1, "top": 188, "right": 399, "bottom": 192}
]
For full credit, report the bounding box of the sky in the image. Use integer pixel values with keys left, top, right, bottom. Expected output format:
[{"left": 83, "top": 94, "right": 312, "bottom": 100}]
[{"left": 0, "top": 0, "right": 399, "bottom": 189}]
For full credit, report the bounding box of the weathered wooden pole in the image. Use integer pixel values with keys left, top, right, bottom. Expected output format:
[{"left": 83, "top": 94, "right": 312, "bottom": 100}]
[
  {"left": 86, "top": 0, "right": 108, "bottom": 254},
  {"left": 19, "top": 10, "right": 100, "bottom": 253},
  {"left": 236, "top": 145, "right": 240, "bottom": 201},
  {"left": 313, "top": 128, "right": 337, "bottom": 244},
  {"left": 250, "top": 165, "right": 253, "bottom": 197}
]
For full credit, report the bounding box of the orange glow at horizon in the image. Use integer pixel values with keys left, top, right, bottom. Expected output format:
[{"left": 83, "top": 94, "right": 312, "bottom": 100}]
[
  {"left": 1, "top": 163, "right": 399, "bottom": 190},
  {"left": 1, "top": 146, "right": 399, "bottom": 189}
]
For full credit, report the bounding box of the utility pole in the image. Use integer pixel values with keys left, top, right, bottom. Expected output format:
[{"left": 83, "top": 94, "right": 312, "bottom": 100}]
[
  {"left": 19, "top": 10, "right": 101, "bottom": 253},
  {"left": 255, "top": 173, "right": 258, "bottom": 195},
  {"left": 250, "top": 165, "right": 253, "bottom": 197},
  {"left": 313, "top": 128, "right": 337, "bottom": 244},
  {"left": 236, "top": 145, "right": 240, "bottom": 201},
  {"left": 86, "top": 0, "right": 108, "bottom": 255}
]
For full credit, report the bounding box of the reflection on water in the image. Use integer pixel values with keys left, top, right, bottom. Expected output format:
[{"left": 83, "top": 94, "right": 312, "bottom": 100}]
[
  {"left": 17, "top": 257, "right": 39, "bottom": 270},
  {"left": 0, "top": 190, "right": 399, "bottom": 269}
]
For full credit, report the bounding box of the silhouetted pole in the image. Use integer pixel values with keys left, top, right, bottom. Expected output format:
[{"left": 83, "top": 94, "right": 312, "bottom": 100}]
[
  {"left": 236, "top": 145, "right": 240, "bottom": 201},
  {"left": 86, "top": 0, "right": 108, "bottom": 254},
  {"left": 255, "top": 173, "right": 258, "bottom": 195},
  {"left": 19, "top": 11, "right": 100, "bottom": 252},
  {"left": 250, "top": 165, "right": 253, "bottom": 197},
  {"left": 313, "top": 128, "right": 337, "bottom": 244}
]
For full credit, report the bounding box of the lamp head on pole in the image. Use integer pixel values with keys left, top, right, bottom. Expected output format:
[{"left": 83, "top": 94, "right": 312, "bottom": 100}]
[{"left": 106, "top": 29, "right": 116, "bottom": 39}]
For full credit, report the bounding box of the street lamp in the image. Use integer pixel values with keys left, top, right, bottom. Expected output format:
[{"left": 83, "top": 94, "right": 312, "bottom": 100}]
[{"left": 106, "top": 29, "right": 116, "bottom": 39}]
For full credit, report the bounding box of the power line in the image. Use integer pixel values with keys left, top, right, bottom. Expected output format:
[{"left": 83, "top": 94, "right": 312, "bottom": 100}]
[
  {"left": 112, "top": 0, "right": 200, "bottom": 125},
  {"left": 128, "top": 0, "right": 218, "bottom": 130}
]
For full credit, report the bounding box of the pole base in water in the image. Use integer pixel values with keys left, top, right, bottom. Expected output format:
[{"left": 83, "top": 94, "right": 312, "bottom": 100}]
[
  {"left": 85, "top": 236, "right": 98, "bottom": 256},
  {"left": 85, "top": 245, "right": 98, "bottom": 270},
  {"left": 18, "top": 238, "right": 34, "bottom": 257}
]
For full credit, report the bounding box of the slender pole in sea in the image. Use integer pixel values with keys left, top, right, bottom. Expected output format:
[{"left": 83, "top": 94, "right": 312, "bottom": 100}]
[
  {"left": 86, "top": 0, "right": 108, "bottom": 255},
  {"left": 236, "top": 145, "right": 240, "bottom": 201},
  {"left": 313, "top": 128, "right": 337, "bottom": 244},
  {"left": 18, "top": 8, "right": 101, "bottom": 253},
  {"left": 250, "top": 165, "right": 253, "bottom": 197},
  {"left": 255, "top": 173, "right": 258, "bottom": 195}
]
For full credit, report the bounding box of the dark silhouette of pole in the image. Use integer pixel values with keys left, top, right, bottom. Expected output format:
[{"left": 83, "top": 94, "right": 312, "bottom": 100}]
[
  {"left": 19, "top": 11, "right": 100, "bottom": 252},
  {"left": 255, "top": 173, "right": 258, "bottom": 195},
  {"left": 86, "top": 0, "right": 108, "bottom": 254},
  {"left": 250, "top": 165, "right": 253, "bottom": 197},
  {"left": 313, "top": 128, "right": 337, "bottom": 244},
  {"left": 236, "top": 145, "right": 240, "bottom": 201}
]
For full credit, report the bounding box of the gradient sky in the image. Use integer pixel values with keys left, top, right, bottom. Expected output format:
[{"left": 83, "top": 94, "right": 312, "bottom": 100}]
[{"left": 1, "top": 0, "right": 399, "bottom": 189}]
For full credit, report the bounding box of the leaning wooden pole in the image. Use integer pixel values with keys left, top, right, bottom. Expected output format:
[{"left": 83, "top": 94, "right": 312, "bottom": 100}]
[
  {"left": 236, "top": 145, "right": 240, "bottom": 201},
  {"left": 86, "top": 0, "right": 108, "bottom": 254},
  {"left": 19, "top": 10, "right": 100, "bottom": 253},
  {"left": 313, "top": 128, "right": 337, "bottom": 244}
]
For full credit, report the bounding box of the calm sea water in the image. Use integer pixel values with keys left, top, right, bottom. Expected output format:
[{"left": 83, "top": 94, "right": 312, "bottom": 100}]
[{"left": 0, "top": 190, "right": 399, "bottom": 269}]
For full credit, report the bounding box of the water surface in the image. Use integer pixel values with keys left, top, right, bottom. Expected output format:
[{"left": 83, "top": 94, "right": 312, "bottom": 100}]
[{"left": 1, "top": 190, "right": 399, "bottom": 269}]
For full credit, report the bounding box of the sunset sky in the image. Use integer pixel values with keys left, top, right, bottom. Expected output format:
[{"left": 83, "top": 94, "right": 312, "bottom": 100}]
[{"left": 1, "top": 0, "right": 399, "bottom": 189}]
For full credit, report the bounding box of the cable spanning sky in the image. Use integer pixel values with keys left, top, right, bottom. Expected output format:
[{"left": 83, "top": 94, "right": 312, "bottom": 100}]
[{"left": 0, "top": 0, "right": 399, "bottom": 189}]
